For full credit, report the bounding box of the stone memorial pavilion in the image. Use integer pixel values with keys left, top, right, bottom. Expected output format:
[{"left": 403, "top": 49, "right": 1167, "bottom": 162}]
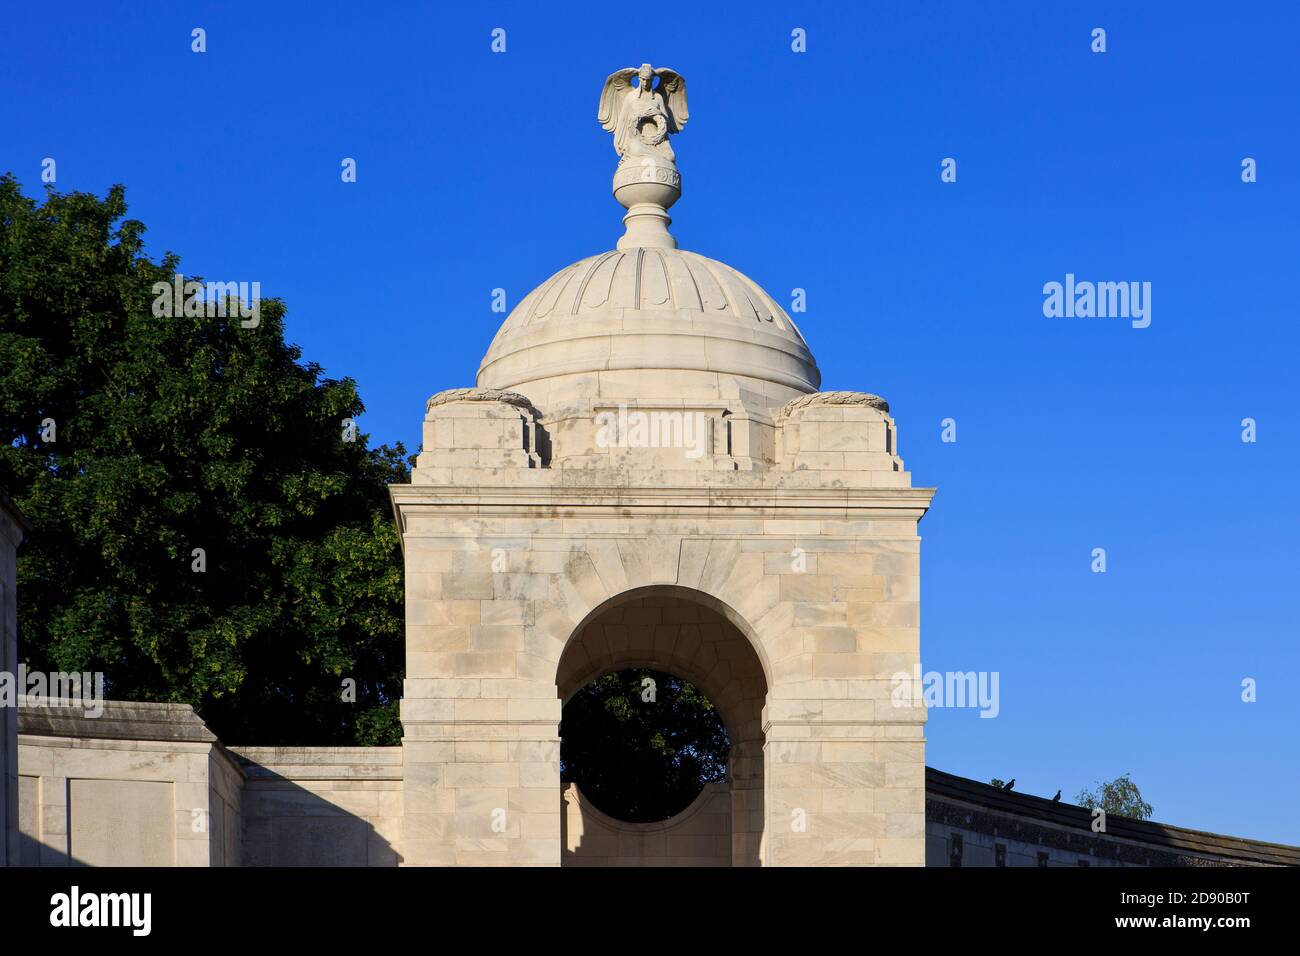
[{"left": 388, "top": 63, "right": 934, "bottom": 866}]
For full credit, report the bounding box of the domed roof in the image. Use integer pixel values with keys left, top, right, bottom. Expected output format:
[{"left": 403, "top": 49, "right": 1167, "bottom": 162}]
[
  {"left": 477, "top": 247, "right": 821, "bottom": 404},
  {"left": 476, "top": 70, "right": 821, "bottom": 410}
]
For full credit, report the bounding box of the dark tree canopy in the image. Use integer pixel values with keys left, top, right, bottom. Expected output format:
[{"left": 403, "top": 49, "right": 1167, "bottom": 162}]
[
  {"left": 0, "top": 175, "right": 407, "bottom": 744},
  {"left": 560, "top": 669, "right": 730, "bottom": 823}
]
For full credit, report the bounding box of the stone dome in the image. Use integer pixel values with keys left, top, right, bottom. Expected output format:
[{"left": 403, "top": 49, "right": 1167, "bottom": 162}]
[{"left": 476, "top": 247, "right": 821, "bottom": 411}]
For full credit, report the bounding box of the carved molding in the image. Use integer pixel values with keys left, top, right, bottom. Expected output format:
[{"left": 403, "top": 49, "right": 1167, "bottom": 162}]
[
  {"left": 776, "top": 390, "right": 890, "bottom": 423},
  {"left": 425, "top": 387, "right": 538, "bottom": 416}
]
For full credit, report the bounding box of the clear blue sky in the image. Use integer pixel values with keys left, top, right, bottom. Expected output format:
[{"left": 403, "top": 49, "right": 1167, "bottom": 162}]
[{"left": 4, "top": 2, "right": 1297, "bottom": 843}]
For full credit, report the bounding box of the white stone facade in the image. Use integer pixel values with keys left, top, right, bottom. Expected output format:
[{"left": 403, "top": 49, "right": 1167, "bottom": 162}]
[
  {"left": 17, "top": 700, "right": 243, "bottom": 866},
  {"left": 392, "top": 386, "right": 933, "bottom": 866},
  {"left": 389, "top": 68, "right": 936, "bottom": 865},
  {"left": 235, "top": 747, "right": 403, "bottom": 867}
]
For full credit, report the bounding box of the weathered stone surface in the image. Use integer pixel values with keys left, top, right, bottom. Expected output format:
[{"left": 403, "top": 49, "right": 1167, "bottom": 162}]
[
  {"left": 16, "top": 701, "right": 243, "bottom": 867},
  {"left": 777, "top": 390, "right": 891, "bottom": 419},
  {"left": 425, "top": 387, "right": 537, "bottom": 414},
  {"left": 388, "top": 66, "right": 936, "bottom": 867},
  {"left": 234, "top": 747, "right": 403, "bottom": 867}
]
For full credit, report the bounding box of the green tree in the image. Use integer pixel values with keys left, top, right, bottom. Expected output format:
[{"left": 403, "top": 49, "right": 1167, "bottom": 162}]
[
  {"left": 560, "top": 669, "right": 730, "bottom": 823},
  {"left": 1076, "top": 773, "right": 1154, "bottom": 820},
  {"left": 0, "top": 176, "right": 407, "bottom": 744}
]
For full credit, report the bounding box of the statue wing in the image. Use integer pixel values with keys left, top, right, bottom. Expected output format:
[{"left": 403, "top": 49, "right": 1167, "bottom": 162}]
[
  {"left": 654, "top": 69, "right": 689, "bottom": 133},
  {"left": 598, "top": 68, "right": 638, "bottom": 132}
]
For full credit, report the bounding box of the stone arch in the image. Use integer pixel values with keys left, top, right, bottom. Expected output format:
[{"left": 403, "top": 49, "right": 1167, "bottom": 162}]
[
  {"left": 557, "top": 584, "right": 771, "bottom": 714},
  {"left": 556, "top": 585, "right": 767, "bottom": 866},
  {"left": 537, "top": 538, "right": 784, "bottom": 685}
]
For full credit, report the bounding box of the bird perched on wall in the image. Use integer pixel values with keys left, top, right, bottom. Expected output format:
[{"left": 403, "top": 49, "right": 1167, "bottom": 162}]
[
  {"left": 1052, "top": 790, "right": 1062, "bottom": 802},
  {"left": 1003, "top": 779, "right": 1016, "bottom": 791}
]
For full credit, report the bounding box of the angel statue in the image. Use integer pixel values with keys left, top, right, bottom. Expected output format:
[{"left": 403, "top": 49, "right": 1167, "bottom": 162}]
[{"left": 597, "top": 64, "right": 689, "bottom": 165}]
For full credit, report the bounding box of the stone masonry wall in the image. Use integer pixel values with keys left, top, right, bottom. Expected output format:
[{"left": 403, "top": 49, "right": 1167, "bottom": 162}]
[
  {"left": 392, "top": 486, "right": 931, "bottom": 866},
  {"left": 562, "top": 781, "right": 731, "bottom": 866},
  {"left": 234, "top": 747, "right": 403, "bottom": 866},
  {"left": 17, "top": 700, "right": 240, "bottom": 866}
]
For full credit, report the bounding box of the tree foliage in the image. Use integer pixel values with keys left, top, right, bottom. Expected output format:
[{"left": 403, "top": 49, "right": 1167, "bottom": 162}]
[
  {"left": 0, "top": 176, "right": 407, "bottom": 744},
  {"left": 1076, "top": 773, "right": 1154, "bottom": 820},
  {"left": 560, "top": 669, "right": 730, "bottom": 823}
]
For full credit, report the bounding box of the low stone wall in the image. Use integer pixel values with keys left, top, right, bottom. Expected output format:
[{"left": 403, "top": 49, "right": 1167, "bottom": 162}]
[
  {"left": 233, "top": 747, "right": 403, "bottom": 867},
  {"left": 16, "top": 699, "right": 402, "bottom": 867},
  {"left": 561, "top": 781, "right": 731, "bottom": 866},
  {"left": 17, "top": 699, "right": 242, "bottom": 866}
]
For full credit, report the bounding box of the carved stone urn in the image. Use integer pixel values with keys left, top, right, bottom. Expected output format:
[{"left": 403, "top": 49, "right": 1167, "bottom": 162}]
[{"left": 612, "top": 157, "right": 682, "bottom": 250}]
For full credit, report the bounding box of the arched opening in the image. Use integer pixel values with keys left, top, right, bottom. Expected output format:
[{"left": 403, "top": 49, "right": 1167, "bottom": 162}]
[
  {"left": 556, "top": 586, "right": 768, "bottom": 866},
  {"left": 561, "top": 667, "right": 731, "bottom": 822}
]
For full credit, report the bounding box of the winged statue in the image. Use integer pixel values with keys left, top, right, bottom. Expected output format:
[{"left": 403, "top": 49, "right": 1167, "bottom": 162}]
[{"left": 597, "top": 64, "right": 689, "bottom": 164}]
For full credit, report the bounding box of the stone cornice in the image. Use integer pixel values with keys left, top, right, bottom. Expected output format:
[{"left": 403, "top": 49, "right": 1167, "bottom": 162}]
[
  {"left": 390, "top": 483, "right": 935, "bottom": 534},
  {"left": 16, "top": 697, "right": 217, "bottom": 743}
]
